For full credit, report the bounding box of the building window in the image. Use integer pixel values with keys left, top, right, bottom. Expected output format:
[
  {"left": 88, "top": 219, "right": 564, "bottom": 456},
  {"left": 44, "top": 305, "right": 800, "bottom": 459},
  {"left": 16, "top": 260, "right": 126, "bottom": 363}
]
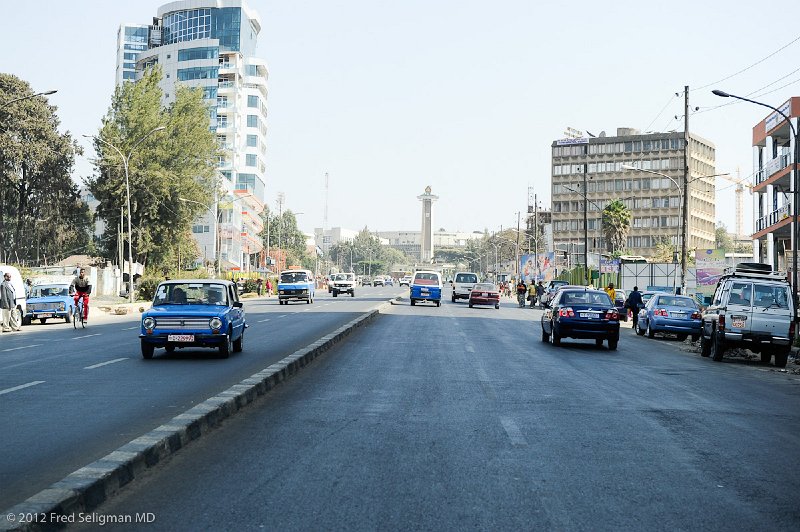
[
  {"left": 246, "top": 154, "right": 257, "bottom": 166},
  {"left": 246, "top": 134, "right": 257, "bottom": 147},
  {"left": 176, "top": 66, "right": 219, "bottom": 81},
  {"left": 247, "top": 95, "right": 259, "bottom": 107},
  {"left": 247, "top": 115, "right": 258, "bottom": 127},
  {"left": 178, "top": 46, "right": 219, "bottom": 61}
]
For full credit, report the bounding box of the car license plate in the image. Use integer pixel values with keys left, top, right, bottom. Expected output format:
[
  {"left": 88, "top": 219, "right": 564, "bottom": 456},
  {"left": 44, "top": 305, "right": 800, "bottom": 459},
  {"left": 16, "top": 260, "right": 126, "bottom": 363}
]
[
  {"left": 168, "top": 334, "right": 194, "bottom": 342},
  {"left": 731, "top": 318, "right": 746, "bottom": 328},
  {"left": 37, "top": 313, "right": 54, "bottom": 318},
  {"left": 580, "top": 313, "right": 595, "bottom": 319},
  {"left": 421, "top": 288, "right": 429, "bottom": 293},
  {"left": 482, "top": 292, "right": 488, "bottom": 297},
  {"left": 670, "top": 312, "right": 685, "bottom": 318}
]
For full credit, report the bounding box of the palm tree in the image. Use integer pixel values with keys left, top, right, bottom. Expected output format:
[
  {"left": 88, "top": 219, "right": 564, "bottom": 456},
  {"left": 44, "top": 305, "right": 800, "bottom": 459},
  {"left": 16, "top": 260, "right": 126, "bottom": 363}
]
[{"left": 601, "top": 199, "right": 631, "bottom": 254}]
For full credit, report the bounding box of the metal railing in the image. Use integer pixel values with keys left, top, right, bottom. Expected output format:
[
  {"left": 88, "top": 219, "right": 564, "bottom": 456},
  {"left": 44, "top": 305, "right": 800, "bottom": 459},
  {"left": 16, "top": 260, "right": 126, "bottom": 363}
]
[
  {"left": 756, "top": 200, "right": 793, "bottom": 232},
  {"left": 757, "top": 154, "right": 792, "bottom": 184}
]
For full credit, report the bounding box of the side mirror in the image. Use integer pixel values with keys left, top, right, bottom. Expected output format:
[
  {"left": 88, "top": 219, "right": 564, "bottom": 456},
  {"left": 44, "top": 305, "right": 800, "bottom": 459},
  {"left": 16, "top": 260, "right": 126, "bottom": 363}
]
[{"left": 233, "top": 301, "right": 243, "bottom": 308}]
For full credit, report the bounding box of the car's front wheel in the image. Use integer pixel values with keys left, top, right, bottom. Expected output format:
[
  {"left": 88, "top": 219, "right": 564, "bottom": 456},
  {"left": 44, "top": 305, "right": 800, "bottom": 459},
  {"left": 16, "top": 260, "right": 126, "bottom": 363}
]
[
  {"left": 219, "top": 330, "right": 233, "bottom": 358},
  {"left": 676, "top": 333, "right": 688, "bottom": 342},
  {"left": 39, "top": 318, "right": 47, "bottom": 324},
  {"left": 233, "top": 329, "right": 244, "bottom": 353},
  {"left": 141, "top": 340, "right": 154, "bottom": 360}
]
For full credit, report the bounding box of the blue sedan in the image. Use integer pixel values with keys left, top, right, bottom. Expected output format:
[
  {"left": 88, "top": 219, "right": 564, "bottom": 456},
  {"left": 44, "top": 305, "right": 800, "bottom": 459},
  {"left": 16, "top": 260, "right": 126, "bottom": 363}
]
[
  {"left": 541, "top": 288, "right": 620, "bottom": 349},
  {"left": 636, "top": 294, "right": 701, "bottom": 341},
  {"left": 140, "top": 280, "right": 246, "bottom": 359},
  {"left": 24, "top": 283, "right": 74, "bottom": 325}
]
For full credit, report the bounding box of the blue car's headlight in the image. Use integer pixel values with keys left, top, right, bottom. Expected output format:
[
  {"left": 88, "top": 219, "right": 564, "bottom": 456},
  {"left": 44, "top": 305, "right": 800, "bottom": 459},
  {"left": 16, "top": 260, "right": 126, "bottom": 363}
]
[
  {"left": 209, "top": 317, "right": 223, "bottom": 331},
  {"left": 143, "top": 317, "right": 156, "bottom": 330}
]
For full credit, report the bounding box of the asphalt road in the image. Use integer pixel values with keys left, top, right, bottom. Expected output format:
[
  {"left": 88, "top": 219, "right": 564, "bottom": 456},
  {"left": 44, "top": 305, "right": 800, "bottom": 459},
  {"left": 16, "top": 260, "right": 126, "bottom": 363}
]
[
  {"left": 0, "top": 286, "right": 403, "bottom": 511},
  {"left": 73, "top": 295, "right": 800, "bottom": 531}
]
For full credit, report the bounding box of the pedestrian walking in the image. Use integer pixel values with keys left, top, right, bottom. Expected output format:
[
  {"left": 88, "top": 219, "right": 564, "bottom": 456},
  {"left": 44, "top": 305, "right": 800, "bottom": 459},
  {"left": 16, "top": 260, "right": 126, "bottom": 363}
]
[
  {"left": 604, "top": 282, "right": 616, "bottom": 304},
  {"left": 535, "top": 280, "right": 545, "bottom": 307},
  {"left": 265, "top": 278, "right": 272, "bottom": 297},
  {"left": 626, "top": 286, "right": 644, "bottom": 330},
  {"left": 1, "top": 272, "right": 20, "bottom": 332},
  {"left": 256, "top": 278, "right": 263, "bottom": 296},
  {"left": 527, "top": 282, "right": 537, "bottom": 308}
]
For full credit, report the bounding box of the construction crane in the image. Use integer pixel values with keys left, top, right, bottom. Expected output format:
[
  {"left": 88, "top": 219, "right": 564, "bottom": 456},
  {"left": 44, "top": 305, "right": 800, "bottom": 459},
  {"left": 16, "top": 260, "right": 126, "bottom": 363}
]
[{"left": 719, "top": 168, "right": 753, "bottom": 238}]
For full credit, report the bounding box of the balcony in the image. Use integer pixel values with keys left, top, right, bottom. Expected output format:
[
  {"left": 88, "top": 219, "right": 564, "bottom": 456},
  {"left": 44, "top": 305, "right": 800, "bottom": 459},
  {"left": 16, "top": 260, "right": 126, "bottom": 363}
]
[
  {"left": 756, "top": 200, "right": 793, "bottom": 232},
  {"left": 756, "top": 154, "right": 792, "bottom": 185}
]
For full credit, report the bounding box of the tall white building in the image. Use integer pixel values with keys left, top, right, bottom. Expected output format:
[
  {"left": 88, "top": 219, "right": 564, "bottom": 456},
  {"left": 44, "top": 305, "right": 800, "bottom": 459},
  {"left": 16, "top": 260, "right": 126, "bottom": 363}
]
[{"left": 116, "top": 0, "right": 268, "bottom": 270}]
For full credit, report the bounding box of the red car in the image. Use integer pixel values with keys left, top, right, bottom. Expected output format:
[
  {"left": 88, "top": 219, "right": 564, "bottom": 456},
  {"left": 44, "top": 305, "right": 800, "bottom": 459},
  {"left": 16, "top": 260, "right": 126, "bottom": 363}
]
[{"left": 469, "top": 282, "right": 500, "bottom": 309}]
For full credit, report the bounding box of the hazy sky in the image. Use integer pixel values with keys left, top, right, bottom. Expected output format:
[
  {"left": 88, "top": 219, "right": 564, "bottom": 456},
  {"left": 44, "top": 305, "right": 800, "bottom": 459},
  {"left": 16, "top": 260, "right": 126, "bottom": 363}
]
[{"left": 3, "top": 0, "right": 800, "bottom": 237}]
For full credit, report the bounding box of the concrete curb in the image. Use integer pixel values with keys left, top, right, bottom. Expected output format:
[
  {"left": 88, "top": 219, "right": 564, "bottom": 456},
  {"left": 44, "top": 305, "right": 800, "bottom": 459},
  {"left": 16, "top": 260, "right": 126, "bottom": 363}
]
[{"left": 1, "top": 299, "right": 394, "bottom": 532}]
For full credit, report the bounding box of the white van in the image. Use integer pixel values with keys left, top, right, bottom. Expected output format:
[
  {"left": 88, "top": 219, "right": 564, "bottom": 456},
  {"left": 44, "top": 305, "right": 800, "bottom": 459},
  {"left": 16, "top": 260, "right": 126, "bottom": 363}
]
[{"left": 0, "top": 264, "right": 27, "bottom": 317}]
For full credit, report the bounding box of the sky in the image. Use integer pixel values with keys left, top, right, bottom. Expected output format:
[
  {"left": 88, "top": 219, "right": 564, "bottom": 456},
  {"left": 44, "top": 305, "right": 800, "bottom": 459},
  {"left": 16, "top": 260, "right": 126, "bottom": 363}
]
[{"left": 3, "top": 0, "right": 800, "bottom": 238}]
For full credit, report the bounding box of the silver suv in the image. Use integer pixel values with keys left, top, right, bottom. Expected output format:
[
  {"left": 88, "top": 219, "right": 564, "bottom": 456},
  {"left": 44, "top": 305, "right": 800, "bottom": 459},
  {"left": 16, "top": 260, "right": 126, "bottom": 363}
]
[{"left": 700, "top": 263, "right": 794, "bottom": 368}]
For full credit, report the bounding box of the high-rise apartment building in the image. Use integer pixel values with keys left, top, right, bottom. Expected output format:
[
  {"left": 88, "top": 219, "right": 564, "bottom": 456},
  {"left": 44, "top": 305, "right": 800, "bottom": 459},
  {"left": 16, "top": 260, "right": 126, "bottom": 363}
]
[
  {"left": 550, "top": 128, "right": 716, "bottom": 263},
  {"left": 116, "top": 0, "right": 268, "bottom": 270}
]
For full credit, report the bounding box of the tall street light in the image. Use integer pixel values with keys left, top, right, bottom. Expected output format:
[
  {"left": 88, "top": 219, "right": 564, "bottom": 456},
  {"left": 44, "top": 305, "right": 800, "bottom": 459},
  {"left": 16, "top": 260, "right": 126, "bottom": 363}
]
[
  {"left": 84, "top": 126, "right": 166, "bottom": 303},
  {"left": 1, "top": 89, "right": 57, "bottom": 108},
  {"left": 622, "top": 165, "right": 729, "bottom": 294},
  {"left": 712, "top": 89, "right": 799, "bottom": 311}
]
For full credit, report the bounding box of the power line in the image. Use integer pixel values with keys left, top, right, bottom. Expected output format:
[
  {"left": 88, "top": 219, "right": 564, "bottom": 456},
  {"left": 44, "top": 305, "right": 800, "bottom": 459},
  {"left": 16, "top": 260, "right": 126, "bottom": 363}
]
[{"left": 693, "top": 34, "right": 800, "bottom": 92}]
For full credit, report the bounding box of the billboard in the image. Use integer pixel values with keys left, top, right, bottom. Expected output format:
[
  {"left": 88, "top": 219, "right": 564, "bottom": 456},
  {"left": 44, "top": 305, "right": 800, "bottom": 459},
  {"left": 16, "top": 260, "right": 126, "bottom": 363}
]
[
  {"left": 600, "top": 259, "right": 620, "bottom": 274},
  {"left": 520, "top": 253, "right": 555, "bottom": 283},
  {"left": 695, "top": 249, "right": 727, "bottom": 295}
]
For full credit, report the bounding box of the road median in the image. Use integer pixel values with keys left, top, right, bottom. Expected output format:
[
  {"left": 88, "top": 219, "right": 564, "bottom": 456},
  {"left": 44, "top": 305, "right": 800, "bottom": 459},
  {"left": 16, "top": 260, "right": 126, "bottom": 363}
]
[{"left": 1, "top": 299, "right": 393, "bottom": 532}]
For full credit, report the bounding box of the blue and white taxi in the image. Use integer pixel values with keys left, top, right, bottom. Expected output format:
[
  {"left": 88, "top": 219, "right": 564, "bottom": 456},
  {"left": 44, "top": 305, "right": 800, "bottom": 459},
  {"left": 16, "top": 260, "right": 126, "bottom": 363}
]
[
  {"left": 278, "top": 269, "right": 315, "bottom": 305},
  {"left": 139, "top": 279, "right": 246, "bottom": 359},
  {"left": 24, "top": 283, "right": 73, "bottom": 325},
  {"left": 410, "top": 270, "right": 442, "bottom": 307}
]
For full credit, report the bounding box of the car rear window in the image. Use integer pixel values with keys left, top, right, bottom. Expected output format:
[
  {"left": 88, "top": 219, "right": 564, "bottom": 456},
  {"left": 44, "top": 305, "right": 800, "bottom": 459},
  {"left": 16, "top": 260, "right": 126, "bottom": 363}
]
[
  {"left": 753, "top": 283, "right": 790, "bottom": 309},
  {"left": 561, "top": 291, "right": 612, "bottom": 306},
  {"left": 414, "top": 273, "right": 440, "bottom": 285},
  {"left": 474, "top": 283, "right": 496, "bottom": 291},
  {"left": 456, "top": 273, "right": 478, "bottom": 283},
  {"left": 656, "top": 296, "right": 697, "bottom": 308}
]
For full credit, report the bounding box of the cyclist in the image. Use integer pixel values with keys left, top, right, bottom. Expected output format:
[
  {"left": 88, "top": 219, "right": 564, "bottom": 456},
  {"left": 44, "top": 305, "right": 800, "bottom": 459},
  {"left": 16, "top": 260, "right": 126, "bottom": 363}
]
[
  {"left": 70, "top": 268, "right": 92, "bottom": 323},
  {"left": 516, "top": 279, "right": 527, "bottom": 307}
]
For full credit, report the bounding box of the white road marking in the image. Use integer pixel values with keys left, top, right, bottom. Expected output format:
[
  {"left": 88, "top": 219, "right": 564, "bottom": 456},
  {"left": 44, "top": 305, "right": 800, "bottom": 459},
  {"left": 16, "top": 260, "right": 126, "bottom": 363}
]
[
  {"left": 122, "top": 326, "right": 139, "bottom": 330},
  {"left": 277, "top": 314, "right": 287, "bottom": 318},
  {"left": 500, "top": 416, "right": 527, "bottom": 446},
  {"left": 2, "top": 344, "right": 41, "bottom": 352},
  {"left": 258, "top": 318, "right": 271, "bottom": 322},
  {"left": 0, "top": 381, "right": 45, "bottom": 396},
  {"left": 465, "top": 345, "right": 475, "bottom": 353},
  {"left": 72, "top": 333, "right": 101, "bottom": 340},
  {"left": 84, "top": 358, "right": 128, "bottom": 370}
]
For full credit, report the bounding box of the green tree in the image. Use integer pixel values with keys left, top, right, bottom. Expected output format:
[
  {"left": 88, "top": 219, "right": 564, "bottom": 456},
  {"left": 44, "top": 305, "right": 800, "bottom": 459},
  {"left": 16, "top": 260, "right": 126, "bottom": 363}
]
[
  {"left": 259, "top": 208, "right": 312, "bottom": 270},
  {"left": 0, "top": 74, "right": 91, "bottom": 264},
  {"left": 602, "top": 199, "right": 631, "bottom": 254},
  {"left": 715, "top": 223, "right": 734, "bottom": 253},
  {"left": 86, "top": 66, "right": 219, "bottom": 273}
]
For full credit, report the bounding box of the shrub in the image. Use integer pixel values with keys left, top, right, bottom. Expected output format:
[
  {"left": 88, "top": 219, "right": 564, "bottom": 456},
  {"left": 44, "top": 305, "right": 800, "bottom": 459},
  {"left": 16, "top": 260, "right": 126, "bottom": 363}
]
[
  {"left": 243, "top": 279, "right": 258, "bottom": 293},
  {"left": 137, "top": 276, "right": 162, "bottom": 301}
]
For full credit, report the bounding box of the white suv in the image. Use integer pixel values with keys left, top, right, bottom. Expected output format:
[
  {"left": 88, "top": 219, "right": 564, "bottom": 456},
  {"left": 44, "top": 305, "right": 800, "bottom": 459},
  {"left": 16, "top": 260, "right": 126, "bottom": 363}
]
[{"left": 451, "top": 272, "right": 479, "bottom": 303}]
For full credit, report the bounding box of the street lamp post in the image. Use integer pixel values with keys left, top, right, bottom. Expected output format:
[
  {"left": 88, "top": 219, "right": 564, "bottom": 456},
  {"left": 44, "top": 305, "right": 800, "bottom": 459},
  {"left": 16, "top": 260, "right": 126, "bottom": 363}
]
[
  {"left": 712, "top": 89, "right": 799, "bottom": 311},
  {"left": 622, "top": 165, "right": 729, "bottom": 294},
  {"left": 1, "top": 89, "right": 57, "bottom": 108},
  {"left": 85, "top": 126, "right": 165, "bottom": 303}
]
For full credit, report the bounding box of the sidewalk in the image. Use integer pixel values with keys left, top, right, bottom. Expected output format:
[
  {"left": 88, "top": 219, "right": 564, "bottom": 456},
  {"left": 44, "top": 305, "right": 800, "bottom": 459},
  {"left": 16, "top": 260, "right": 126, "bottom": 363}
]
[{"left": 92, "top": 296, "right": 151, "bottom": 315}]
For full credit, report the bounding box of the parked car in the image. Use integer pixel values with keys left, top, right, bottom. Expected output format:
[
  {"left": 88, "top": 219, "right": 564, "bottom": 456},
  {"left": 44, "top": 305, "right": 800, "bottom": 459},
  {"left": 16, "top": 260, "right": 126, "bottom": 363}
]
[
  {"left": 636, "top": 294, "right": 702, "bottom": 341},
  {"left": 451, "top": 271, "right": 480, "bottom": 303},
  {"left": 23, "top": 283, "right": 73, "bottom": 325},
  {"left": 410, "top": 271, "right": 442, "bottom": 307},
  {"left": 468, "top": 282, "right": 500, "bottom": 309},
  {"left": 541, "top": 288, "right": 620, "bottom": 349},
  {"left": 543, "top": 279, "right": 570, "bottom": 304},
  {"left": 278, "top": 269, "right": 315, "bottom": 305},
  {"left": 614, "top": 289, "right": 627, "bottom": 322},
  {"left": 699, "top": 263, "right": 794, "bottom": 368},
  {"left": 139, "top": 279, "right": 246, "bottom": 359}
]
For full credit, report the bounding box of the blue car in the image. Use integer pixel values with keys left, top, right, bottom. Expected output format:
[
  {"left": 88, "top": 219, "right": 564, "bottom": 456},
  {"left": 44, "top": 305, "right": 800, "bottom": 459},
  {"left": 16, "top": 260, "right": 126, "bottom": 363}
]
[
  {"left": 24, "top": 283, "right": 74, "bottom": 325},
  {"left": 636, "top": 293, "right": 701, "bottom": 341},
  {"left": 278, "top": 269, "right": 315, "bottom": 305},
  {"left": 410, "top": 270, "right": 442, "bottom": 307},
  {"left": 541, "top": 288, "right": 620, "bottom": 349},
  {"left": 140, "top": 280, "right": 246, "bottom": 359}
]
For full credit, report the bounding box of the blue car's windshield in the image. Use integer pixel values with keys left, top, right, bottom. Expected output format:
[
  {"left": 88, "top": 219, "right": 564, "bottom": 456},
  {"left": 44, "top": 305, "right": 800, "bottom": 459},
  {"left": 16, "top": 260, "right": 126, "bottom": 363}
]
[
  {"left": 281, "top": 272, "right": 308, "bottom": 283},
  {"left": 31, "top": 285, "right": 70, "bottom": 298},
  {"left": 153, "top": 283, "right": 228, "bottom": 306}
]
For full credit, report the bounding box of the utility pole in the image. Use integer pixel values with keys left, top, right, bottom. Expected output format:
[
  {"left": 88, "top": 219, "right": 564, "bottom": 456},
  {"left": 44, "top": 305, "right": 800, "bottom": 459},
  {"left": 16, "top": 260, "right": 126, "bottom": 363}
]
[
  {"left": 583, "top": 161, "right": 589, "bottom": 284},
  {"left": 681, "top": 85, "right": 689, "bottom": 294},
  {"left": 515, "top": 211, "right": 521, "bottom": 277}
]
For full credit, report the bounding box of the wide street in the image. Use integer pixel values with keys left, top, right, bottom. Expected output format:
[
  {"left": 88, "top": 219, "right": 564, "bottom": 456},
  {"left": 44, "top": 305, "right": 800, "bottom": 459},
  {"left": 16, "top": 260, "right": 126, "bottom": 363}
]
[
  {"left": 38, "top": 288, "right": 800, "bottom": 531},
  {"left": 0, "top": 286, "right": 403, "bottom": 512}
]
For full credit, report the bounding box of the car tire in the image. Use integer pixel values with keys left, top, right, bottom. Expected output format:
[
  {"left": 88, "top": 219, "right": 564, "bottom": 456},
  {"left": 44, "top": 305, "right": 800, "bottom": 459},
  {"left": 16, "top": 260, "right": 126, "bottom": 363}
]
[
  {"left": 691, "top": 334, "right": 700, "bottom": 342},
  {"left": 141, "top": 341, "right": 154, "bottom": 360},
  {"left": 677, "top": 333, "right": 688, "bottom": 342},
  {"left": 495, "top": 304, "right": 499, "bottom": 309},
  {"left": 700, "top": 331, "right": 711, "bottom": 357},
  {"left": 333, "top": 291, "right": 338, "bottom": 298},
  {"left": 233, "top": 329, "right": 244, "bottom": 353},
  {"left": 39, "top": 318, "right": 47, "bottom": 324},
  {"left": 760, "top": 351, "right": 772, "bottom": 365},
  {"left": 452, "top": 294, "right": 456, "bottom": 303},
  {"left": 774, "top": 350, "right": 789, "bottom": 368},
  {"left": 595, "top": 338, "right": 604, "bottom": 347},
  {"left": 64, "top": 311, "right": 71, "bottom": 324},
  {"left": 219, "top": 330, "right": 233, "bottom": 358},
  {"left": 647, "top": 322, "right": 655, "bottom": 339},
  {"left": 551, "top": 325, "right": 561, "bottom": 346},
  {"left": 436, "top": 300, "right": 441, "bottom": 307},
  {"left": 165, "top": 345, "right": 175, "bottom": 354},
  {"left": 608, "top": 338, "right": 618, "bottom": 350},
  {"left": 351, "top": 291, "right": 355, "bottom": 297},
  {"left": 410, "top": 299, "right": 415, "bottom": 306},
  {"left": 23, "top": 315, "right": 32, "bottom": 326},
  {"left": 635, "top": 322, "right": 645, "bottom": 336},
  {"left": 541, "top": 327, "right": 549, "bottom": 343},
  {"left": 711, "top": 331, "right": 724, "bottom": 362},
  {"left": 469, "top": 302, "right": 473, "bottom": 308}
]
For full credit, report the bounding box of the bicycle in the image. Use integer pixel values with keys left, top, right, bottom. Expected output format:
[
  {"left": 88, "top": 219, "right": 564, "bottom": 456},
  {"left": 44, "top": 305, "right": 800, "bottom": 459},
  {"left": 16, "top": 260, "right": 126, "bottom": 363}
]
[{"left": 72, "top": 295, "right": 87, "bottom": 329}]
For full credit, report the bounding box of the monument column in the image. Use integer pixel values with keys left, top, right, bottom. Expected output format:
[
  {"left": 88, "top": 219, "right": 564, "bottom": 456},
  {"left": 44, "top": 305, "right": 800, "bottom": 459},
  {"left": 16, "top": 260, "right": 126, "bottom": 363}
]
[{"left": 417, "top": 186, "right": 439, "bottom": 263}]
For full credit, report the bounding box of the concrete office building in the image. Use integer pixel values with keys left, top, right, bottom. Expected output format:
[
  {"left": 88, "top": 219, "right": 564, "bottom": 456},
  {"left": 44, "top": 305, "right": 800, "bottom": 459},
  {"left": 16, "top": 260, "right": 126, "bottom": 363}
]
[
  {"left": 116, "top": 0, "right": 268, "bottom": 270},
  {"left": 750, "top": 97, "right": 800, "bottom": 273},
  {"left": 551, "top": 128, "right": 716, "bottom": 263},
  {"left": 376, "top": 229, "right": 483, "bottom": 262}
]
